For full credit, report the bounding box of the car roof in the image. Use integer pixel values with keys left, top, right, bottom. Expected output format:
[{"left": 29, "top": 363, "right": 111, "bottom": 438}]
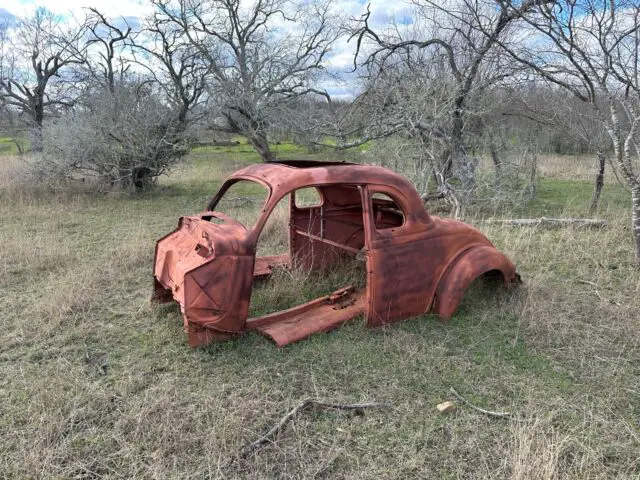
[
  {"left": 212, "top": 160, "right": 432, "bottom": 226},
  {"left": 228, "top": 160, "right": 420, "bottom": 201}
]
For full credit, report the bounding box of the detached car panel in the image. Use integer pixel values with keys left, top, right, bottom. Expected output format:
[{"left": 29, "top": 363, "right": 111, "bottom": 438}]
[{"left": 152, "top": 160, "right": 519, "bottom": 347}]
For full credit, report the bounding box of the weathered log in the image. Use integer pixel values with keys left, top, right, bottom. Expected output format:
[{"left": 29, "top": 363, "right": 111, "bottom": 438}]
[{"left": 483, "top": 217, "right": 607, "bottom": 228}]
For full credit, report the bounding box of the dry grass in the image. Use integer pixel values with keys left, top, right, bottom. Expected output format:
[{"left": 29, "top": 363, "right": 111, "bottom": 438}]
[
  {"left": 476, "top": 153, "right": 617, "bottom": 184},
  {"left": 535, "top": 154, "right": 604, "bottom": 182},
  {"left": 256, "top": 196, "right": 290, "bottom": 257},
  {"left": 1, "top": 152, "right": 639, "bottom": 479}
]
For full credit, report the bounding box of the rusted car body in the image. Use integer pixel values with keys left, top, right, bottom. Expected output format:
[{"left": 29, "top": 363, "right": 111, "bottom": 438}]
[{"left": 153, "top": 160, "right": 519, "bottom": 347}]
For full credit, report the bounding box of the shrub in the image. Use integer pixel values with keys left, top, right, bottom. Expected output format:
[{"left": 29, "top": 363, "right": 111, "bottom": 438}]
[{"left": 39, "top": 84, "right": 190, "bottom": 190}]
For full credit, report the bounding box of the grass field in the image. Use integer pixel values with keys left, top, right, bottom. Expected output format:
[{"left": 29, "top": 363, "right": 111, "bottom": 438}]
[{"left": 1, "top": 147, "right": 639, "bottom": 479}]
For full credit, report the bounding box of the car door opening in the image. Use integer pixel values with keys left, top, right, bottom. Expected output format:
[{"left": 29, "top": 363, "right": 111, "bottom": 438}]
[{"left": 247, "top": 185, "right": 369, "bottom": 346}]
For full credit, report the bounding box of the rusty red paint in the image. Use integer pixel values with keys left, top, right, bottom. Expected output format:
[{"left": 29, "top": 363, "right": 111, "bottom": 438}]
[{"left": 152, "top": 160, "right": 519, "bottom": 347}]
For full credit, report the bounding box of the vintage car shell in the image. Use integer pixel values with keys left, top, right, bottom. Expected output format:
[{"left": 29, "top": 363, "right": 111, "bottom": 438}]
[{"left": 153, "top": 161, "right": 519, "bottom": 347}]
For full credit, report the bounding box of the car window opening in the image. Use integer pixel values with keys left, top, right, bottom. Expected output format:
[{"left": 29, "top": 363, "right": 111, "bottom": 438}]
[
  {"left": 371, "top": 192, "right": 405, "bottom": 230},
  {"left": 208, "top": 179, "right": 269, "bottom": 229}
]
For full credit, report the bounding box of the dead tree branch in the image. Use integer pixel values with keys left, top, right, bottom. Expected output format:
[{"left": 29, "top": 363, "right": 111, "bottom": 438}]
[
  {"left": 576, "top": 280, "right": 622, "bottom": 306},
  {"left": 153, "top": 0, "right": 339, "bottom": 162},
  {"left": 450, "top": 387, "right": 511, "bottom": 418},
  {"left": 239, "top": 398, "right": 390, "bottom": 458}
]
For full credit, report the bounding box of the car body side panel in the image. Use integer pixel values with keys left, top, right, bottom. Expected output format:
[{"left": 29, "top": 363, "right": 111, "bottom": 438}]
[
  {"left": 365, "top": 234, "right": 492, "bottom": 326},
  {"left": 363, "top": 185, "right": 506, "bottom": 326}
]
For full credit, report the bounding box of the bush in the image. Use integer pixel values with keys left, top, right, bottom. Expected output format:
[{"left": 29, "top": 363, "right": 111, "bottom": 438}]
[{"left": 39, "top": 85, "right": 190, "bottom": 190}]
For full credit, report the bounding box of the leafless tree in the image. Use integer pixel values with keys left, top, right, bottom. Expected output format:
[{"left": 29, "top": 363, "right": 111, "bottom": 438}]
[
  {"left": 494, "top": 84, "right": 610, "bottom": 212},
  {"left": 132, "top": 10, "right": 208, "bottom": 127},
  {"left": 0, "top": 8, "right": 86, "bottom": 151},
  {"left": 153, "top": 0, "right": 339, "bottom": 162},
  {"left": 31, "top": 9, "right": 204, "bottom": 191},
  {"left": 84, "top": 8, "right": 132, "bottom": 94},
  {"left": 41, "top": 83, "right": 190, "bottom": 190},
  {"left": 499, "top": 0, "right": 640, "bottom": 264},
  {"left": 345, "top": 0, "right": 547, "bottom": 209}
]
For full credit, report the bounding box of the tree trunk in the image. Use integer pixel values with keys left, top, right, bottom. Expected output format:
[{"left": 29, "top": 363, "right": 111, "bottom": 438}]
[
  {"left": 249, "top": 132, "right": 274, "bottom": 162},
  {"left": 633, "top": 186, "right": 640, "bottom": 267},
  {"left": 588, "top": 151, "right": 606, "bottom": 215},
  {"left": 31, "top": 86, "right": 44, "bottom": 152},
  {"left": 490, "top": 142, "right": 503, "bottom": 185},
  {"left": 447, "top": 99, "right": 465, "bottom": 177},
  {"left": 30, "top": 125, "right": 44, "bottom": 153}
]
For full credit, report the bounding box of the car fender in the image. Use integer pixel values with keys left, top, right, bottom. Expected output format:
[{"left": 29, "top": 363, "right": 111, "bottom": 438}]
[{"left": 433, "top": 245, "right": 519, "bottom": 320}]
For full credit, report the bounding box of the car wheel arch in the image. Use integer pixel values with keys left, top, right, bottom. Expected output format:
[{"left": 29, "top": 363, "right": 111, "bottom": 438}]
[{"left": 432, "top": 245, "right": 519, "bottom": 320}]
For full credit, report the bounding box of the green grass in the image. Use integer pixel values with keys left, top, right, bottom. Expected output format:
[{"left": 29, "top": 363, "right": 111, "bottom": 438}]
[
  {"left": 0, "top": 150, "right": 639, "bottom": 478},
  {"left": 190, "top": 137, "right": 363, "bottom": 162},
  {"left": 521, "top": 178, "right": 629, "bottom": 217},
  {"left": 191, "top": 140, "right": 307, "bottom": 157},
  {"left": 0, "top": 136, "right": 25, "bottom": 155}
]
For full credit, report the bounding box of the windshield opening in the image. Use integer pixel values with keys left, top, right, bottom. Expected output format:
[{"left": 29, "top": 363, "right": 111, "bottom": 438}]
[{"left": 208, "top": 179, "right": 270, "bottom": 229}]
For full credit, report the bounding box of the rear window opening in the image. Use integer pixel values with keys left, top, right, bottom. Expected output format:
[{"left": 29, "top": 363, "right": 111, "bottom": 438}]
[
  {"left": 293, "top": 187, "right": 322, "bottom": 208},
  {"left": 371, "top": 192, "right": 405, "bottom": 230}
]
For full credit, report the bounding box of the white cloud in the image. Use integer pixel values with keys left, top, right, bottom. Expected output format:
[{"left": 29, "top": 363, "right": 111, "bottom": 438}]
[
  {"left": 330, "top": 0, "right": 413, "bottom": 26},
  {"left": 325, "top": 50, "right": 354, "bottom": 70},
  {"left": 0, "top": 0, "right": 153, "bottom": 20}
]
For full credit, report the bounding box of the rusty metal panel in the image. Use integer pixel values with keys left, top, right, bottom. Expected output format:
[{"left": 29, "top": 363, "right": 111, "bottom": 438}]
[
  {"left": 247, "top": 287, "right": 365, "bottom": 347},
  {"left": 153, "top": 160, "right": 519, "bottom": 348}
]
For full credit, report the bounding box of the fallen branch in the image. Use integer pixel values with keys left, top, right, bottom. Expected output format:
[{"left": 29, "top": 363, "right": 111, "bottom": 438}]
[
  {"left": 576, "top": 279, "right": 622, "bottom": 306},
  {"left": 449, "top": 388, "right": 511, "bottom": 418},
  {"left": 483, "top": 217, "right": 607, "bottom": 228},
  {"left": 239, "top": 398, "right": 390, "bottom": 458}
]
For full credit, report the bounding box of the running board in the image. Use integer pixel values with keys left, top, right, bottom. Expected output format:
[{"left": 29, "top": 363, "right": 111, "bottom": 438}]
[{"left": 247, "top": 286, "right": 365, "bottom": 347}]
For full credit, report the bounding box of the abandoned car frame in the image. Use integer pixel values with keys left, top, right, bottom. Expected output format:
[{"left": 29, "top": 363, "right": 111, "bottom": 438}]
[{"left": 152, "top": 160, "right": 519, "bottom": 347}]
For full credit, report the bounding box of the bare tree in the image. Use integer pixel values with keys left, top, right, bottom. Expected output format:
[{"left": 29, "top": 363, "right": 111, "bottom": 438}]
[
  {"left": 132, "top": 10, "right": 208, "bottom": 127},
  {"left": 31, "top": 9, "right": 203, "bottom": 191},
  {"left": 153, "top": 0, "right": 338, "bottom": 162},
  {"left": 498, "top": 0, "right": 640, "bottom": 264},
  {"left": 497, "top": 84, "right": 610, "bottom": 212},
  {"left": 348, "top": 0, "right": 547, "bottom": 208},
  {"left": 353, "top": 0, "right": 543, "bottom": 184},
  {"left": 361, "top": 51, "right": 463, "bottom": 192},
  {"left": 0, "top": 8, "right": 86, "bottom": 151},
  {"left": 41, "top": 82, "right": 190, "bottom": 190},
  {"left": 84, "top": 8, "right": 132, "bottom": 94}
]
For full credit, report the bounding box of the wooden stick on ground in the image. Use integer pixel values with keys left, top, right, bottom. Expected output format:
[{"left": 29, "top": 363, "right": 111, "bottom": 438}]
[
  {"left": 239, "top": 398, "right": 390, "bottom": 457},
  {"left": 449, "top": 388, "right": 511, "bottom": 418},
  {"left": 576, "top": 279, "right": 622, "bottom": 306},
  {"left": 482, "top": 217, "right": 607, "bottom": 228}
]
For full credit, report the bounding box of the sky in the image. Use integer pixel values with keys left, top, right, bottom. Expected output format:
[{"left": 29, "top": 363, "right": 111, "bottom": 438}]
[
  {"left": 0, "top": 0, "right": 413, "bottom": 26},
  {"left": 0, "top": 0, "right": 416, "bottom": 99},
  {"left": 0, "top": 0, "right": 153, "bottom": 20}
]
